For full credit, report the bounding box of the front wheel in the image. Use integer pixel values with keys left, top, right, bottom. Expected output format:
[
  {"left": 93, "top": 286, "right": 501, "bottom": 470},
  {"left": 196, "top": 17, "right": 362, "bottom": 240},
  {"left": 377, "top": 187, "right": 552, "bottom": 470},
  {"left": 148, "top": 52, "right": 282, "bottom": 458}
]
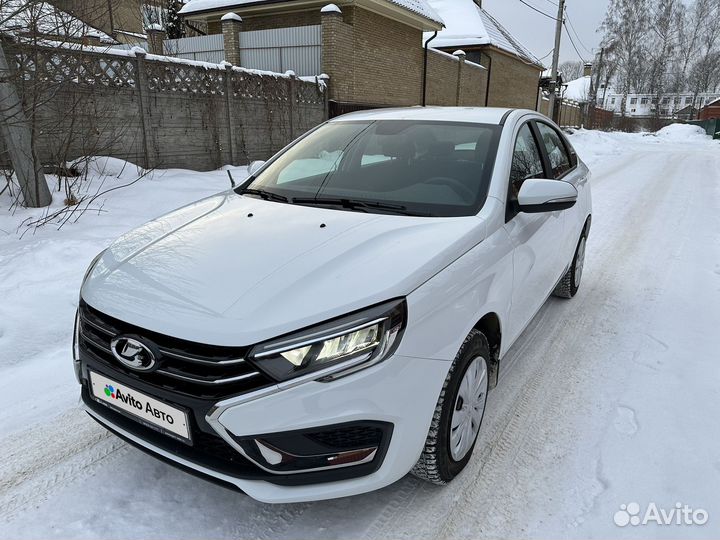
[
  {"left": 411, "top": 330, "right": 490, "bottom": 485},
  {"left": 553, "top": 232, "right": 587, "bottom": 299}
]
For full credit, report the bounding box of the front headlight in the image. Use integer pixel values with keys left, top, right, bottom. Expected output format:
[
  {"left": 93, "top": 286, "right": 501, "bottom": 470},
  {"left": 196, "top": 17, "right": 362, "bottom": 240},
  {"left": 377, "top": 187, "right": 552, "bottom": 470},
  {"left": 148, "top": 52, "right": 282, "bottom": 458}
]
[{"left": 249, "top": 299, "right": 406, "bottom": 382}]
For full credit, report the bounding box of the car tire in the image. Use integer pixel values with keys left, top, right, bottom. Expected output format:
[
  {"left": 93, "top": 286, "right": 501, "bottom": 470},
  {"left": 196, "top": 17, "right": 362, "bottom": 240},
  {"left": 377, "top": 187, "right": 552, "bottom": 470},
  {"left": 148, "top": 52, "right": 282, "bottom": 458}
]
[
  {"left": 411, "top": 329, "right": 490, "bottom": 485},
  {"left": 553, "top": 231, "right": 587, "bottom": 299}
]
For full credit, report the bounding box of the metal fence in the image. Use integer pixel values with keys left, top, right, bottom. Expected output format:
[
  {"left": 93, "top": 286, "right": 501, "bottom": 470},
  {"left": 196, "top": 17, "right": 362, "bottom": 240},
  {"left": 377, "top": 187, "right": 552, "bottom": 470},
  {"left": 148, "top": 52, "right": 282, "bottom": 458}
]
[
  {"left": 164, "top": 34, "right": 225, "bottom": 63},
  {"left": 239, "top": 25, "right": 321, "bottom": 76},
  {"left": 687, "top": 118, "right": 720, "bottom": 139},
  {"left": 164, "top": 26, "right": 322, "bottom": 75}
]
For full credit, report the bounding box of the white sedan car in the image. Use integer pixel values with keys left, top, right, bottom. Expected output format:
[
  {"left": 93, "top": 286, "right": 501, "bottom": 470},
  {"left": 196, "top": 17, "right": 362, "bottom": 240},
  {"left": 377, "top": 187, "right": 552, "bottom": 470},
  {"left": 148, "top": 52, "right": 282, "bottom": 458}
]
[{"left": 76, "top": 107, "right": 591, "bottom": 503}]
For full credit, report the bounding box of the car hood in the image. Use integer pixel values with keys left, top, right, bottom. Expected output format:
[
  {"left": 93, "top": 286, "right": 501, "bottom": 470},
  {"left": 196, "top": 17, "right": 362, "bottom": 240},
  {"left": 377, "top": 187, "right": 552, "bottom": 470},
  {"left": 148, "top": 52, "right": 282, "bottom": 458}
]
[{"left": 82, "top": 192, "right": 487, "bottom": 346}]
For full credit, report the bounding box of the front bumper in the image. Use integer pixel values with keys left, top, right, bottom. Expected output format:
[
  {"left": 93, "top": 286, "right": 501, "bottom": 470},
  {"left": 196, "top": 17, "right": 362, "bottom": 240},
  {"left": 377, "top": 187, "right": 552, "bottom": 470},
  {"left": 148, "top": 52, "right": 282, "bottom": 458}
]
[{"left": 80, "top": 352, "right": 449, "bottom": 503}]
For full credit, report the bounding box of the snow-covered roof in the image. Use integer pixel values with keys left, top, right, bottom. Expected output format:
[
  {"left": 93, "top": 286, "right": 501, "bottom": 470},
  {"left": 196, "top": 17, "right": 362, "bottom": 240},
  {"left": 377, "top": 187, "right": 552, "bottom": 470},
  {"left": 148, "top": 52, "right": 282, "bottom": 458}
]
[
  {"left": 425, "top": 0, "right": 541, "bottom": 67},
  {"left": 563, "top": 75, "right": 592, "bottom": 102},
  {"left": 0, "top": 0, "right": 115, "bottom": 43},
  {"left": 180, "top": 0, "right": 444, "bottom": 25}
]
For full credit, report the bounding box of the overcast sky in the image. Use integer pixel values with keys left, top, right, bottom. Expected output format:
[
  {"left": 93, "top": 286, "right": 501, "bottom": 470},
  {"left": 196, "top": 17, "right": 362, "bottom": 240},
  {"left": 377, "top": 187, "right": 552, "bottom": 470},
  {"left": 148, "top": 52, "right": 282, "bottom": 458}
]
[{"left": 483, "top": 0, "right": 610, "bottom": 66}]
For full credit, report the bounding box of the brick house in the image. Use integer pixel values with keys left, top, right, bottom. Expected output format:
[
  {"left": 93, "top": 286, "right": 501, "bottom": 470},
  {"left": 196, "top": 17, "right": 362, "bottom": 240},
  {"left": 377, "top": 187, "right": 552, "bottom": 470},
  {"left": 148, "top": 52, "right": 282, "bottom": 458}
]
[
  {"left": 1, "top": 1, "right": 116, "bottom": 45},
  {"left": 425, "top": 0, "right": 543, "bottom": 110},
  {"left": 49, "top": 0, "right": 175, "bottom": 43},
  {"left": 700, "top": 97, "right": 720, "bottom": 120},
  {"left": 179, "top": 0, "right": 490, "bottom": 112}
]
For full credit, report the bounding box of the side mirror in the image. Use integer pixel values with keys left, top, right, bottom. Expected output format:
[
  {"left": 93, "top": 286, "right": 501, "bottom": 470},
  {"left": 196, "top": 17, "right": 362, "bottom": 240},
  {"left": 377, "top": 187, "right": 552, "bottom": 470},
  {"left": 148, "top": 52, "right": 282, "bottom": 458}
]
[
  {"left": 517, "top": 179, "right": 578, "bottom": 213},
  {"left": 248, "top": 160, "right": 266, "bottom": 177}
]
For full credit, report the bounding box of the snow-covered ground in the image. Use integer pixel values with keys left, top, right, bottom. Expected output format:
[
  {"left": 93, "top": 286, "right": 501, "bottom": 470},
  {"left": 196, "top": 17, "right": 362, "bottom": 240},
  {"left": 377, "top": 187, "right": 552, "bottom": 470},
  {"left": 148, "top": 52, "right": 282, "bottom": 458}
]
[{"left": 1, "top": 125, "right": 719, "bottom": 539}]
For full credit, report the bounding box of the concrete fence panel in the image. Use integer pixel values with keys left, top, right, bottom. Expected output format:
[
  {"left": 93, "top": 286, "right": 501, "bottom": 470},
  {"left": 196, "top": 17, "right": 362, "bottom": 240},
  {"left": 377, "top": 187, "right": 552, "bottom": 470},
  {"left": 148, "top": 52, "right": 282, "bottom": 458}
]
[{"left": 2, "top": 40, "right": 327, "bottom": 172}]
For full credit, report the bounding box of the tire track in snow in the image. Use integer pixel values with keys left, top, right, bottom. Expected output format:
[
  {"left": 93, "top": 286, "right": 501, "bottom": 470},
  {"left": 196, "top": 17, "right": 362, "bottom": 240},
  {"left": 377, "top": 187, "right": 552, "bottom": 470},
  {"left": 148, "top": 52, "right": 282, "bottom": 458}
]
[{"left": 0, "top": 408, "right": 127, "bottom": 522}]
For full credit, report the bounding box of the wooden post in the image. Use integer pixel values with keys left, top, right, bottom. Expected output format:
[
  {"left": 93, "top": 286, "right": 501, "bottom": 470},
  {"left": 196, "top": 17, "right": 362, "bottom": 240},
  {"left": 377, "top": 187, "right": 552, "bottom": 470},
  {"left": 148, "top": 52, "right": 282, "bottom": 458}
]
[
  {"left": 224, "top": 63, "right": 238, "bottom": 165},
  {"left": 134, "top": 48, "right": 153, "bottom": 169},
  {"left": 0, "top": 39, "right": 51, "bottom": 208}
]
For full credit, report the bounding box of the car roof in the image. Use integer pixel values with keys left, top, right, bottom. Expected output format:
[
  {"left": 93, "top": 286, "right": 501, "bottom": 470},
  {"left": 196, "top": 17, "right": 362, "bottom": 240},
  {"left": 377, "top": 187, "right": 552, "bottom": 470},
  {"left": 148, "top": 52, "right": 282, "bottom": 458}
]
[{"left": 329, "top": 106, "right": 521, "bottom": 125}]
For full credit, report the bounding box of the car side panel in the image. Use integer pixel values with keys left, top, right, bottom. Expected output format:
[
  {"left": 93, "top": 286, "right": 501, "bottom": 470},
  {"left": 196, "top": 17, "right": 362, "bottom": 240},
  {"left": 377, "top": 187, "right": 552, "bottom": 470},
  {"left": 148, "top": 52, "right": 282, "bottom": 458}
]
[
  {"left": 503, "top": 210, "right": 565, "bottom": 345},
  {"left": 397, "top": 198, "right": 515, "bottom": 361}
]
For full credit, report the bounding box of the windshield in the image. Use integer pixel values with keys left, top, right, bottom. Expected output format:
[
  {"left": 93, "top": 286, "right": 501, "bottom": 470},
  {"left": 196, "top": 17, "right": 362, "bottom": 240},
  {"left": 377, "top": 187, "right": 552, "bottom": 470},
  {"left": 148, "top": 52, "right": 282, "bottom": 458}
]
[{"left": 239, "top": 120, "right": 501, "bottom": 217}]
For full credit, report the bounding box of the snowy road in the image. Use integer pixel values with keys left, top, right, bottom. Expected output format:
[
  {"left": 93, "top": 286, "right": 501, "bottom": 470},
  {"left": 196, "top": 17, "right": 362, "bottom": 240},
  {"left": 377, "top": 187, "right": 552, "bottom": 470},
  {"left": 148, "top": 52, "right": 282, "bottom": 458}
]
[{"left": 1, "top": 129, "right": 719, "bottom": 539}]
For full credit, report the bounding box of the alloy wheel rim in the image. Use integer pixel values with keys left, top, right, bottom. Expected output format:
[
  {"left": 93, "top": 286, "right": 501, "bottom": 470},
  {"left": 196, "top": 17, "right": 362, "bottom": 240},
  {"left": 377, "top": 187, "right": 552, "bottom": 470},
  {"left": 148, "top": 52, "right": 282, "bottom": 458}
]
[
  {"left": 574, "top": 237, "right": 586, "bottom": 288},
  {"left": 449, "top": 356, "right": 488, "bottom": 461}
]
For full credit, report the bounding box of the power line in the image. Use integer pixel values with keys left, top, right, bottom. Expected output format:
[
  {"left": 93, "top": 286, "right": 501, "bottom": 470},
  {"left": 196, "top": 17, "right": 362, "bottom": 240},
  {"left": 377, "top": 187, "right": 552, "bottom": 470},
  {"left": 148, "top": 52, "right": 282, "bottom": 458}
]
[
  {"left": 516, "top": 0, "right": 558, "bottom": 21},
  {"left": 537, "top": 47, "right": 555, "bottom": 61},
  {"left": 563, "top": 22, "right": 587, "bottom": 63},
  {"left": 564, "top": 7, "right": 593, "bottom": 56}
]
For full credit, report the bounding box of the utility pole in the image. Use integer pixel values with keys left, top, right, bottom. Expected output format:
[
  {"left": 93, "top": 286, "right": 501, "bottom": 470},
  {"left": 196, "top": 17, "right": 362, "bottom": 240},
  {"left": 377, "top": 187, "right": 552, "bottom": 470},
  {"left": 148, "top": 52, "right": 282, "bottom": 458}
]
[
  {"left": 589, "top": 47, "right": 605, "bottom": 128},
  {"left": 547, "top": 0, "right": 565, "bottom": 121}
]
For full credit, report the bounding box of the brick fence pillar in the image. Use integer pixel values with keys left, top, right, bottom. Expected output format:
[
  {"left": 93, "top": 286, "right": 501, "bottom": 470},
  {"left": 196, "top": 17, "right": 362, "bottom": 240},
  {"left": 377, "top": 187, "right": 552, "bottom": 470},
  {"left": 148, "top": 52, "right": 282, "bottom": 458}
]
[
  {"left": 453, "top": 50, "right": 466, "bottom": 106},
  {"left": 146, "top": 24, "right": 166, "bottom": 55},
  {"left": 321, "top": 4, "right": 344, "bottom": 104},
  {"left": 221, "top": 13, "right": 243, "bottom": 66}
]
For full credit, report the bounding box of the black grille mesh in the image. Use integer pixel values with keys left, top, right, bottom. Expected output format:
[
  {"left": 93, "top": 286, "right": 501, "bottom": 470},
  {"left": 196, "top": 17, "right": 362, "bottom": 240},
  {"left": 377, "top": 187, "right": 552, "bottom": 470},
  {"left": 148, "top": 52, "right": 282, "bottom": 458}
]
[
  {"left": 307, "top": 425, "right": 384, "bottom": 449},
  {"left": 78, "top": 301, "right": 273, "bottom": 400}
]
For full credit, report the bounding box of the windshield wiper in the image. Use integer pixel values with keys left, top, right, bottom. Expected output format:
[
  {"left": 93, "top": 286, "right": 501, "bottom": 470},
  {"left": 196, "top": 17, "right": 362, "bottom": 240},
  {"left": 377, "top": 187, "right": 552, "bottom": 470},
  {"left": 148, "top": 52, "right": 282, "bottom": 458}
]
[
  {"left": 293, "top": 197, "right": 431, "bottom": 217},
  {"left": 239, "top": 188, "right": 290, "bottom": 203}
]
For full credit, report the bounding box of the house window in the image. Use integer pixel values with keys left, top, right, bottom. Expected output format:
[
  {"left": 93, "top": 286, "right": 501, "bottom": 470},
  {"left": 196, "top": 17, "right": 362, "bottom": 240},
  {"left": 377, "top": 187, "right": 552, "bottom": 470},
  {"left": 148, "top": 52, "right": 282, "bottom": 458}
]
[
  {"left": 630, "top": 97, "right": 638, "bottom": 104},
  {"left": 641, "top": 97, "right": 649, "bottom": 105},
  {"left": 611, "top": 97, "right": 616, "bottom": 104},
  {"left": 674, "top": 97, "right": 680, "bottom": 105},
  {"left": 685, "top": 97, "right": 692, "bottom": 104},
  {"left": 662, "top": 97, "right": 670, "bottom": 104}
]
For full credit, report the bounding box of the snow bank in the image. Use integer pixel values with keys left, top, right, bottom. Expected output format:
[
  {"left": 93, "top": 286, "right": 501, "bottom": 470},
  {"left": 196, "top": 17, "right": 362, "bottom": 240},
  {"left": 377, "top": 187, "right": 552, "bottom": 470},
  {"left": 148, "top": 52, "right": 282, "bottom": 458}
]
[
  {"left": 71, "top": 156, "right": 146, "bottom": 180},
  {"left": 654, "top": 123, "right": 709, "bottom": 141},
  {"left": 0, "top": 161, "right": 243, "bottom": 435},
  {"left": 566, "top": 129, "right": 637, "bottom": 168}
]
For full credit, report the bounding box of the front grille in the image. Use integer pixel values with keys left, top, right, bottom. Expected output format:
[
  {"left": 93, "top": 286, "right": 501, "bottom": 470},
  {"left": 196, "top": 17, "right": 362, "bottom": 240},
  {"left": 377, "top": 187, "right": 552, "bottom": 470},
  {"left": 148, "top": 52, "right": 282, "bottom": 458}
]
[
  {"left": 308, "top": 425, "right": 384, "bottom": 450},
  {"left": 78, "top": 300, "right": 274, "bottom": 400}
]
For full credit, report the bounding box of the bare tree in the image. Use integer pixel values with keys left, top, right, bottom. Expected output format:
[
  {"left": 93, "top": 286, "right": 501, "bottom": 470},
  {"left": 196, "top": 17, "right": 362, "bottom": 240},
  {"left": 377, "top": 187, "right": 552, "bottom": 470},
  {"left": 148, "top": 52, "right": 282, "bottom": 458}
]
[
  {"left": 601, "top": 0, "right": 651, "bottom": 117},
  {"left": 688, "top": 0, "right": 720, "bottom": 115},
  {"left": 646, "top": 0, "right": 681, "bottom": 125},
  {"left": 559, "top": 60, "right": 584, "bottom": 81},
  {"left": 1, "top": 0, "right": 141, "bottom": 210}
]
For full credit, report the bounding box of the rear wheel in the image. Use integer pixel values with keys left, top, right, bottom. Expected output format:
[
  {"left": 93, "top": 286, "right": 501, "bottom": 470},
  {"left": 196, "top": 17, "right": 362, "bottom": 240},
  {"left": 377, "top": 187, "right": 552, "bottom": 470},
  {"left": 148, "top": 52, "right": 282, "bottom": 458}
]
[
  {"left": 553, "top": 232, "right": 587, "bottom": 299},
  {"left": 411, "top": 330, "right": 490, "bottom": 485}
]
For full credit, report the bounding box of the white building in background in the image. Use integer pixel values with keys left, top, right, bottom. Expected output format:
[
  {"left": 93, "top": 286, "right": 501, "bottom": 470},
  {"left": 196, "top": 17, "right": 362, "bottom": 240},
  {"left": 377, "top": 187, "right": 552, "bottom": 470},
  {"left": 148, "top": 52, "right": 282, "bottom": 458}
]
[{"left": 601, "top": 92, "right": 720, "bottom": 118}]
